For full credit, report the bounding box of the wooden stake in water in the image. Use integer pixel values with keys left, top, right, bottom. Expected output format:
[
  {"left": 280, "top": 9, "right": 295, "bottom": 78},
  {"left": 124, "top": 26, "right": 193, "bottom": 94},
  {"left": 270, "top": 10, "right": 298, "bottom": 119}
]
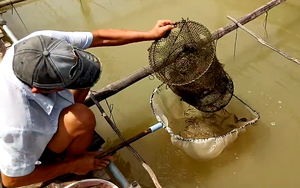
[{"left": 227, "top": 15, "right": 300, "bottom": 66}]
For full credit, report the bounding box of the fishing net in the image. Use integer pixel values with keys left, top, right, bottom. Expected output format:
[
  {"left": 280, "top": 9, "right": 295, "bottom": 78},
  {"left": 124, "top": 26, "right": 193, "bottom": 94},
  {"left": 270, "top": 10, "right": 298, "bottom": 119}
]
[
  {"left": 148, "top": 18, "right": 234, "bottom": 113},
  {"left": 150, "top": 84, "right": 260, "bottom": 161},
  {"left": 147, "top": 18, "right": 260, "bottom": 160}
]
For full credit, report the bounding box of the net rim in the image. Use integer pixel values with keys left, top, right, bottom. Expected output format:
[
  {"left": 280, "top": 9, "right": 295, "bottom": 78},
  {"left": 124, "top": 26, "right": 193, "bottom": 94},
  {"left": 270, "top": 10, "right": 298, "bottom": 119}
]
[{"left": 149, "top": 84, "right": 261, "bottom": 142}]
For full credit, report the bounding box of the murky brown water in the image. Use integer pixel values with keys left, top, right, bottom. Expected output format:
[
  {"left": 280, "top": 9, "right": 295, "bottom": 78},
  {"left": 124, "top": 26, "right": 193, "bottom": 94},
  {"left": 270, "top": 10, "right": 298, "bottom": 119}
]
[{"left": 4, "top": 0, "right": 300, "bottom": 187}]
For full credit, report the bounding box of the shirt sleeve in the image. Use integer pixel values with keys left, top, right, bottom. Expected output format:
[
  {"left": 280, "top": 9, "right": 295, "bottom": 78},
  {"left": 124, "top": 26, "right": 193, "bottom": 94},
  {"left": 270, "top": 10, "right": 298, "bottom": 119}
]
[{"left": 25, "top": 30, "right": 94, "bottom": 49}]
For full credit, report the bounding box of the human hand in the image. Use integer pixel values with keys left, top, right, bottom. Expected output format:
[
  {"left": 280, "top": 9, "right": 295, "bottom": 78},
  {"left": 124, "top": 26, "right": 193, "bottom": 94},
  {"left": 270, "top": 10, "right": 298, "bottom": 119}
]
[
  {"left": 148, "top": 20, "right": 175, "bottom": 40},
  {"left": 71, "top": 151, "right": 113, "bottom": 175}
]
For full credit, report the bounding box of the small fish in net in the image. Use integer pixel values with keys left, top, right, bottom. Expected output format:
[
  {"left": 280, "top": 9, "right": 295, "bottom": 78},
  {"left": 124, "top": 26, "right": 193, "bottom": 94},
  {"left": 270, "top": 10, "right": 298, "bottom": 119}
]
[
  {"left": 150, "top": 84, "right": 260, "bottom": 161},
  {"left": 179, "top": 108, "right": 247, "bottom": 139}
]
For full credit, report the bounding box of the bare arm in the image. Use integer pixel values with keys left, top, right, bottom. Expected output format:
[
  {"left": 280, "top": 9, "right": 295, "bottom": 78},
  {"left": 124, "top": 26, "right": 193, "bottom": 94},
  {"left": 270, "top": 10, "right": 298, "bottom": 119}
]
[
  {"left": 90, "top": 29, "right": 152, "bottom": 47},
  {"left": 1, "top": 161, "right": 74, "bottom": 188},
  {"left": 89, "top": 20, "right": 174, "bottom": 47},
  {"left": 1, "top": 151, "right": 111, "bottom": 188}
]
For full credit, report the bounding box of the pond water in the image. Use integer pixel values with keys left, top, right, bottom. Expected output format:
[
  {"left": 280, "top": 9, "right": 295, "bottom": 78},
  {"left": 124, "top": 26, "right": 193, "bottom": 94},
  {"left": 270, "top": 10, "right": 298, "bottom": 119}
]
[{"left": 4, "top": 0, "right": 300, "bottom": 187}]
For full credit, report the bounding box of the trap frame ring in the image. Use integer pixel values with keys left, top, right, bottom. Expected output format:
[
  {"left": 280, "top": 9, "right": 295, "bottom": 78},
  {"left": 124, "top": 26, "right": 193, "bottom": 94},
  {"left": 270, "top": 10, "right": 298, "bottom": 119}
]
[{"left": 149, "top": 83, "right": 261, "bottom": 142}]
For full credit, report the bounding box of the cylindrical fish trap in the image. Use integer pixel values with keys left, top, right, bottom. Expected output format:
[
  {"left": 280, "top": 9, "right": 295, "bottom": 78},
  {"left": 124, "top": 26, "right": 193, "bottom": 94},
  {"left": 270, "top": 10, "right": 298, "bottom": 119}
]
[
  {"left": 150, "top": 84, "right": 260, "bottom": 161},
  {"left": 169, "top": 57, "right": 234, "bottom": 112},
  {"left": 148, "top": 18, "right": 234, "bottom": 113}
]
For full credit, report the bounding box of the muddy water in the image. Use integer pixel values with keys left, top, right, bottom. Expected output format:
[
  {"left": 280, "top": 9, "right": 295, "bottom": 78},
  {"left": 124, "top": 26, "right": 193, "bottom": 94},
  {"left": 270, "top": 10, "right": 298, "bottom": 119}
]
[{"left": 4, "top": 0, "right": 300, "bottom": 187}]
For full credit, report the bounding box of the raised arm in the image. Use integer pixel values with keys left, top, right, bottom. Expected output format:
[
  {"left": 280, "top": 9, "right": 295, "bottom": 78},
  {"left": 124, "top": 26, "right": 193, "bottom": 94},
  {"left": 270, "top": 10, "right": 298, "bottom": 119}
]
[{"left": 89, "top": 20, "right": 175, "bottom": 47}]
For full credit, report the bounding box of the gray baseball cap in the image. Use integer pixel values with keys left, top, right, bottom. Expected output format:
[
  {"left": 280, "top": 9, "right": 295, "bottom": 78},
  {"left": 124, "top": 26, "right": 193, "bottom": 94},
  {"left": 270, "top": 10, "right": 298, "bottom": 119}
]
[{"left": 12, "top": 35, "right": 102, "bottom": 90}]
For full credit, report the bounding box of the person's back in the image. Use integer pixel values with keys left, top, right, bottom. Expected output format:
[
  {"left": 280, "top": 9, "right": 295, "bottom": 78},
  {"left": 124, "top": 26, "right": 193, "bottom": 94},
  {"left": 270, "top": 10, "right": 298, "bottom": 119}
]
[
  {"left": 0, "top": 20, "right": 174, "bottom": 187},
  {"left": 0, "top": 31, "right": 98, "bottom": 186}
]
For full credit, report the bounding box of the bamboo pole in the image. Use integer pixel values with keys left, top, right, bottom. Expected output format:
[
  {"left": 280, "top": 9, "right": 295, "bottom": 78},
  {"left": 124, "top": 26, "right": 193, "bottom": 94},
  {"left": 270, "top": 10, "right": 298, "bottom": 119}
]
[
  {"left": 89, "top": 92, "right": 163, "bottom": 188},
  {"left": 0, "top": 0, "right": 31, "bottom": 8},
  {"left": 84, "top": 0, "right": 286, "bottom": 107},
  {"left": 211, "top": 0, "right": 286, "bottom": 40},
  {"left": 84, "top": 66, "right": 153, "bottom": 107},
  {"left": 39, "top": 123, "right": 163, "bottom": 188}
]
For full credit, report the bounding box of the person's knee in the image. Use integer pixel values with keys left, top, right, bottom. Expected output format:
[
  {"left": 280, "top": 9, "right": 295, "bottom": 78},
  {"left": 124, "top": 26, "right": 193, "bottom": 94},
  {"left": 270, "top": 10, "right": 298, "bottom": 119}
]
[
  {"left": 47, "top": 104, "right": 95, "bottom": 155},
  {"left": 62, "top": 103, "right": 96, "bottom": 132}
]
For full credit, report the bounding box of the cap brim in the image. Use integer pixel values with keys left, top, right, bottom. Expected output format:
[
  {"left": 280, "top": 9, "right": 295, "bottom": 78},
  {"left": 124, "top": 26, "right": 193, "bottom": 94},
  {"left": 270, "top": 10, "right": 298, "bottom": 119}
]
[{"left": 66, "top": 49, "right": 102, "bottom": 90}]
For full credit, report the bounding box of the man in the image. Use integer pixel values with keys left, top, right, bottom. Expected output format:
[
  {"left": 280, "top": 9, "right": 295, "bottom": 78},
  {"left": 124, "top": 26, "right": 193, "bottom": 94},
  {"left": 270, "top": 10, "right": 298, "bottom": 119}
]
[{"left": 0, "top": 20, "right": 174, "bottom": 187}]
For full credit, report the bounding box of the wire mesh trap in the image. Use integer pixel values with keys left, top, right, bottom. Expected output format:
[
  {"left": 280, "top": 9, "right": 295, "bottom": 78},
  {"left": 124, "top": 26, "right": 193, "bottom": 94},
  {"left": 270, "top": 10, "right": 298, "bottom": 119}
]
[
  {"left": 148, "top": 18, "right": 234, "bottom": 113},
  {"left": 148, "top": 19, "right": 216, "bottom": 86},
  {"left": 150, "top": 84, "right": 260, "bottom": 161},
  {"left": 147, "top": 18, "right": 260, "bottom": 160}
]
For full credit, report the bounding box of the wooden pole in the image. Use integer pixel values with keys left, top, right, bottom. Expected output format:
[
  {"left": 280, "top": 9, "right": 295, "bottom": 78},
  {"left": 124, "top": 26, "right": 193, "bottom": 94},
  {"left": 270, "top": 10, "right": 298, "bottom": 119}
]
[
  {"left": 84, "top": 0, "right": 286, "bottom": 107},
  {"left": 89, "top": 92, "right": 163, "bottom": 188},
  {"left": 84, "top": 65, "right": 153, "bottom": 107},
  {"left": 0, "top": 0, "right": 32, "bottom": 8},
  {"left": 95, "top": 129, "right": 152, "bottom": 159},
  {"left": 227, "top": 15, "right": 300, "bottom": 66},
  {"left": 39, "top": 127, "right": 155, "bottom": 188},
  {"left": 40, "top": 92, "right": 164, "bottom": 188},
  {"left": 211, "top": 0, "right": 286, "bottom": 39},
  {"left": 40, "top": 129, "right": 155, "bottom": 187}
]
